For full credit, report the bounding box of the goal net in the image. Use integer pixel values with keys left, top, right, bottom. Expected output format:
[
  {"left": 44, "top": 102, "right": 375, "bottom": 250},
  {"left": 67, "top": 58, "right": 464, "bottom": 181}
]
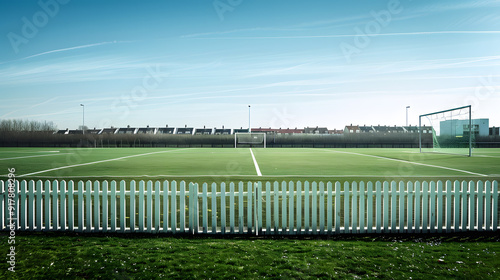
[
  {"left": 419, "top": 105, "right": 474, "bottom": 156},
  {"left": 234, "top": 133, "right": 266, "bottom": 148}
]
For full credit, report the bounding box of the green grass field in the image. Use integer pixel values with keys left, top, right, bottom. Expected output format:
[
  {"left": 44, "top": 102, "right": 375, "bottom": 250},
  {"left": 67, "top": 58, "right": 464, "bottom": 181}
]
[
  {"left": 1, "top": 147, "right": 499, "bottom": 279},
  {"left": 1, "top": 147, "right": 499, "bottom": 183}
]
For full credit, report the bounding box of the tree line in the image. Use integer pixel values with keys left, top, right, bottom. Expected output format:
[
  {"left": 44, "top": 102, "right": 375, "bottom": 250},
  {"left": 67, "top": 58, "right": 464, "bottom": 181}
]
[{"left": 0, "top": 119, "right": 57, "bottom": 132}]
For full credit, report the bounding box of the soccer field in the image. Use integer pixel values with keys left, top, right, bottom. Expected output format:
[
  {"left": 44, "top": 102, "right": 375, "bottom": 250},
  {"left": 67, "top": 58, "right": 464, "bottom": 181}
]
[{"left": 1, "top": 147, "right": 499, "bottom": 182}]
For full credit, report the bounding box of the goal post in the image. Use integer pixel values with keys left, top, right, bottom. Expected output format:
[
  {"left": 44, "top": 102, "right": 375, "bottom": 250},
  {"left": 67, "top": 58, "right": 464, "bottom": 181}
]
[
  {"left": 234, "top": 133, "right": 267, "bottom": 148},
  {"left": 419, "top": 105, "right": 473, "bottom": 156}
]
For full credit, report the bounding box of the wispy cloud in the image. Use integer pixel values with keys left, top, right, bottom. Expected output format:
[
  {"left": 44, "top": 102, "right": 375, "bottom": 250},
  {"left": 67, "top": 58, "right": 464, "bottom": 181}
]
[
  {"left": 185, "top": 30, "right": 500, "bottom": 40},
  {"left": 19, "top": 41, "right": 133, "bottom": 60}
]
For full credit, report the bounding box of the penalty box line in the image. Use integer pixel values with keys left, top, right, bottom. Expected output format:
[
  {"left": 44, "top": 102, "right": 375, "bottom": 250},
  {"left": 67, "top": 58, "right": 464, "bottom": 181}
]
[
  {"left": 249, "top": 148, "right": 262, "bottom": 176},
  {"left": 318, "top": 149, "right": 488, "bottom": 177},
  {"left": 18, "top": 148, "right": 191, "bottom": 177}
]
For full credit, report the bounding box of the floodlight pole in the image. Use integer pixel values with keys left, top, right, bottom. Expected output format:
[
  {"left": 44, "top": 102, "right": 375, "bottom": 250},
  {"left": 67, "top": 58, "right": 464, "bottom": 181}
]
[
  {"left": 419, "top": 116, "right": 422, "bottom": 153},
  {"left": 80, "top": 104, "right": 85, "bottom": 134},
  {"left": 248, "top": 105, "right": 251, "bottom": 133},
  {"left": 406, "top": 106, "right": 410, "bottom": 126}
]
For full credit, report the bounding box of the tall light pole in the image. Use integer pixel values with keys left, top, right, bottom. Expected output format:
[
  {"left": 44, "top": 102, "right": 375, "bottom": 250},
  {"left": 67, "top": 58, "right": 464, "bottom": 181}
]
[
  {"left": 406, "top": 106, "right": 410, "bottom": 126},
  {"left": 248, "top": 105, "right": 251, "bottom": 133},
  {"left": 80, "top": 104, "right": 85, "bottom": 134}
]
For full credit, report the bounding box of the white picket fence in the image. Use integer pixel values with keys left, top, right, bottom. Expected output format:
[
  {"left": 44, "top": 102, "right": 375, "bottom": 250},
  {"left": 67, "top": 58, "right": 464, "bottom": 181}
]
[{"left": 1, "top": 180, "right": 498, "bottom": 235}]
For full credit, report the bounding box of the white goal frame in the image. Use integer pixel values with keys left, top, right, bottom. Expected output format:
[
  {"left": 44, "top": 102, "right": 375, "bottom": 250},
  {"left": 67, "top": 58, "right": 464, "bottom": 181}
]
[
  {"left": 419, "top": 105, "right": 472, "bottom": 157},
  {"left": 234, "top": 133, "right": 267, "bottom": 148}
]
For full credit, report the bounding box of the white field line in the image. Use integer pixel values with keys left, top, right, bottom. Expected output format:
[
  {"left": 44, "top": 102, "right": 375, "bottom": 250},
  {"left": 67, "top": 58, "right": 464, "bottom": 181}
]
[
  {"left": 18, "top": 149, "right": 190, "bottom": 177},
  {"left": 318, "top": 149, "right": 488, "bottom": 177},
  {"left": 249, "top": 148, "right": 262, "bottom": 176},
  {"left": 0, "top": 153, "right": 72, "bottom": 161}
]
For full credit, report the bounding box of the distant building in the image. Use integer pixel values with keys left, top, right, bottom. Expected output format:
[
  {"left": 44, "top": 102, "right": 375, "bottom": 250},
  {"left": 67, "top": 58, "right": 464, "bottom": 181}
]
[
  {"left": 214, "top": 128, "right": 231, "bottom": 135},
  {"left": 176, "top": 127, "right": 194, "bottom": 135},
  {"left": 490, "top": 127, "right": 500, "bottom": 136},
  {"left": 157, "top": 127, "right": 175, "bottom": 134},
  {"left": 137, "top": 127, "right": 155, "bottom": 134},
  {"left": 304, "top": 127, "right": 329, "bottom": 134},
  {"left": 344, "top": 125, "right": 360, "bottom": 134},
  {"left": 275, "top": 128, "right": 304, "bottom": 135},
  {"left": 194, "top": 128, "right": 212, "bottom": 135},
  {"left": 101, "top": 128, "right": 119, "bottom": 134},
  {"left": 328, "top": 129, "right": 344, "bottom": 135},
  {"left": 117, "top": 127, "right": 136, "bottom": 134},
  {"left": 56, "top": 129, "right": 68, "bottom": 135},
  {"left": 233, "top": 128, "right": 249, "bottom": 134},
  {"left": 440, "top": 119, "right": 489, "bottom": 137}
]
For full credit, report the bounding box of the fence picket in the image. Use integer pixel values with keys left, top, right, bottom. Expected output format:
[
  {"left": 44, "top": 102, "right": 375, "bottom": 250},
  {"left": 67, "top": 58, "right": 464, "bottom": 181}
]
[
  {"left": 120, "top": 181, "right": 126, "bottom": 232},
  {"left": 130, "top": 181, "right": 136, "bottom": 232},
  {"left": 327, "top": 182, "right": 333, "bottom": 234},
  {"left": 85, "top": 181, "right": 92, "bottom": 232},
  {"left": 220, "top": 182, "right": 226, "bottom": 234},
  {"left": 28, "top": 181, "right": 35, "bottom": 231},
  {"left": 304, "top": 181, "right": 310, "bottom": 234},
  {"left": 383, "top": 182, "right": 389, "bottom": 233},
  {"left": 351, "top": 181, "right": 357, "bottom": 234},
  {"left": 375, "top": 181, "right": 382, "bottom": 233},
  {"left": 289, "top": 181, "right": 294, "bottom": 235},
  {"left": 335, "top": 181, "right": 342, "bottom": 233},
  {"left": 0, "top": 181, "right": 3, "bottom": 230},
  {"left": 211, "top": 183, "right": 216, "bottom": 234},
  {"left": 36, "top": 181, "right": 43, "bottom": 231},
  {"left": 94, "top": 181, "right": 100, "bottom": 232},
  {"left": 52, "top": 181, "right": 59, "bottom": 231},
  {"left": 102, "top": 181, "right": 108, "bottom": 233},
  {"left": 492, "top": 181, "right": 498, "bottom": 231},
  {"left": 344, "top": 182, "right": 350, "bottom": 233},
  {"left": 422, "top": 182, "right": 429, "bottom": 233},
  {"left": 171, "top": 181, "right": 178, "bottom": 233},
  {"left": 77, "top": 181, "right": 83, "bottom": 232},
  {"left": 437, "top": 181, "right": 443, "bottom": 233},
  {"left": 163, "top": 181, "right": 169, "bottom": 233},
  {"left": 414, "top": 181, "right": 421, "bottom": 233},
  {"left": 266, "top": 182, "right": 272, "bottom": 234},
  {"left": 147, "top": 181, "right": 153, "bottom": 233},
  {"left": 469, "top": 181, "right": 476, "bottom": 230},
  {"left": 44, "top": 181, "right": 51, "bottom": 231},
  {"left": 297, "top": 181, "right": 302, "bottom": 235},
  {"left": 477, "top": 181, "right": 484, "bottom": 231},
  {"left": 247, "top": 182, "right": 253, "bottom": 234},
  {"left": 230, "top": 183, "right": 235, "bottom": 234},
  {"left": 461, "top": 181, "right": 468, "bottom": 231},
  {"left": 399, "top": 181, "right": 405, "bottom": 233},
  {"left": 318, "top": 182, "right": 324, "bottom": 234},
  {"left": 446, "top": 181, "right": 452, "bottom": 233},
  {"left": 179, "top": 181, "right": 186, "bottom": 233},
  {"left": 20, "top": 181, "right": 27, "bottom": 231},
  {"left": 110, "top": 181, "right": 116, "bottom": 232},
  {"left": 238, "top": 182, "right": 244, "bottom": 234},
  {"left": 407, "top": 182, "right": 413, "bottom": 233},
  {"left": 453, "top": 181, "right": 460, "bottom": 232},
  {"left": 281, "top": 181, "right": 287, "bottom": 234},
  {"left": 366, "top": 182, "right": 373, "bottom": 233},
  {"left": 311, "top": 182, "right": 317, "bottom": 234},
  {"left": 359, "top": 182, "right": 365, "bottom": 234},
  {"left": 390, "top": 181, "right": 396, "bottom": 232},
  {"left": 485, "top": 181, "right": 491, "bottom": 231},
  {"left": 202, "top": 183, "right": 208, "bottom": 234}
]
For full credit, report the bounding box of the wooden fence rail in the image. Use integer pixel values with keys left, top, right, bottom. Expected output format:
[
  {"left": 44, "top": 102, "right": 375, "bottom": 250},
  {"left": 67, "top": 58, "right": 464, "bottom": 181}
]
[{"left": 1, "top": 180, "right": 498, "bottom": 235}]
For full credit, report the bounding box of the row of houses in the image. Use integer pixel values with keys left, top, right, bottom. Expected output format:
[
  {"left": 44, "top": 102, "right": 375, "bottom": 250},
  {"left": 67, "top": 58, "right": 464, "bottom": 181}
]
[
  {"left": 56, "top": 125, "right": 433, "bottom": 136},
  {"left": 344, "top": 125, "right": 430, "bottom": 134}
]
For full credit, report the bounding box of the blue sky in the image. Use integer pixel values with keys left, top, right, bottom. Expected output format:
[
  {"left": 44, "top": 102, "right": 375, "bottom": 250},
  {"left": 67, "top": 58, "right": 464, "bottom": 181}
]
[{"left": 1, "top": 0, "right": 500, "bottom": 131}]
